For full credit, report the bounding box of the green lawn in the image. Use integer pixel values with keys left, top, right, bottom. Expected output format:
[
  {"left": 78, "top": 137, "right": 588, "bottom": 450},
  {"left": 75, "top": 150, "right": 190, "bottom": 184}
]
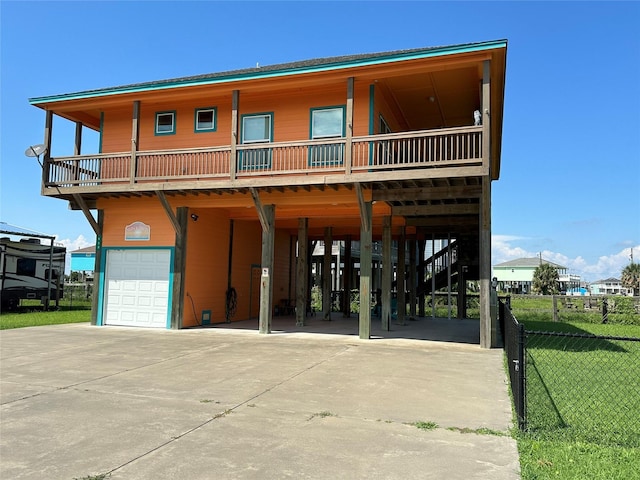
[
  {"left": 512, "top": 314, "right": 640, "bottom": 479},
  {"left": 0, "top": 308, "right": 90, "bottom": 329}
]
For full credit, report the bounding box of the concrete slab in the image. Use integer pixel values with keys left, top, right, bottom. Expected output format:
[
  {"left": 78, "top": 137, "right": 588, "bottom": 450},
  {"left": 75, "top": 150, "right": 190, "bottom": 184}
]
[{"left": 0, "top": 322, "right": 520, "bottom": 479}]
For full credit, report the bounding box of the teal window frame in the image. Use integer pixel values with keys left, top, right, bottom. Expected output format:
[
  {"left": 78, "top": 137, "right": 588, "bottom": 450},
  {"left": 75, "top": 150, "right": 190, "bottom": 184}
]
[
  {"left": 239, "top": 112, "right": 274, "bottom": 170},
  {"left": 155, "top": 111, "right": 176, "bottom": 136},
  {"left": 308, "top": 105, "right": 346, "bottom": 166},
  {"left": 194, "top": 107, "right": 217, "bottom": 133}
]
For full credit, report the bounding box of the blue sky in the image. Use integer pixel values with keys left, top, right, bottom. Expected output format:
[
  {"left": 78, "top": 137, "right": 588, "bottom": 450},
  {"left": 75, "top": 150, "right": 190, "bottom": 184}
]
[{"left": 1, "top": 1, "right": 638, "bottom": 282}]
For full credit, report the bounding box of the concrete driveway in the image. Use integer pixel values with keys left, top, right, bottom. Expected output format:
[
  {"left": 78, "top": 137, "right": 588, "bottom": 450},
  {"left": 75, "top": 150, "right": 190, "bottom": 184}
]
[{"left": 0, "top": 319, "right": 520, "bottom": 479}]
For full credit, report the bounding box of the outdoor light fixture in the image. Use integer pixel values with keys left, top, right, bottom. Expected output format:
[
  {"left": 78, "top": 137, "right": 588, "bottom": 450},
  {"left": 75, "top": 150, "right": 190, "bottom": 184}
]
[
  {"left": 24, "top": 144, "right": 47, "bottom": 167},
  {"left": 190, "top": 214, "right": 199, "bottom": 222}
]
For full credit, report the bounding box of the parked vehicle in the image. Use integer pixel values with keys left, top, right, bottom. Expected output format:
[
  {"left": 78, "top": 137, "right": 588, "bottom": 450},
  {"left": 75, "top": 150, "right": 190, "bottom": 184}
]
[{"left": 0, "top": 237, "right": 65, "bottom": 310}]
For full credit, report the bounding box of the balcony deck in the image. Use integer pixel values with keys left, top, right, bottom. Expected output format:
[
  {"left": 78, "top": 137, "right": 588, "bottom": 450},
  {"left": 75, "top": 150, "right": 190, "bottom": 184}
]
[{"left": 44, "top": 126, "right": 484, "bottom": 200}]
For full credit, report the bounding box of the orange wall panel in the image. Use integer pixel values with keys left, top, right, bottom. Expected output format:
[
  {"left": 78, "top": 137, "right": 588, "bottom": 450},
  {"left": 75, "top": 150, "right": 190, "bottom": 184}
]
[
  {"left": 98, "top": 197, "right": 176, "bottom": 246},
  {"left": 183, "top": 208, "right": 230, "bottom": 326}
]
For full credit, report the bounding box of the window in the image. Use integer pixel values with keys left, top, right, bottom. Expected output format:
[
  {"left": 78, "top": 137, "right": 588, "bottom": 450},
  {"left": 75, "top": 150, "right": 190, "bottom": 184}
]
[
  {"left": 17, "top": 258, "right": 36, "bottom": 277},
  {"left": 194, "top": 107, "right": 216, "bottom": 133},
  {"left": 379, "top": 115, "right": 391, "bottom": 134},
  {"left": 309, "top": 106, "right": 345, "bottom": 166},
  {"left": 240, "top": 113, "right": 273, "bottom": 170},
  {"left": 155, "top": 111, "right": 176, "bottom": 135}
]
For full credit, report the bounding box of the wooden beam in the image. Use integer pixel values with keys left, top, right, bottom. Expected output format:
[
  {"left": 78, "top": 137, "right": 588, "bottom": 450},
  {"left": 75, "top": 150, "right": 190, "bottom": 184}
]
[
  {"left": 373, "top": 185, "right": 482, "bottom": 202},
  {"left": 72, "top": 194, "right": 100, "bottom": 236},
  {"left": 345, "top": 77, "right": 354, "bottom": 175},
  {"left": 392, "top": 204, "right": 479, "bottom": 216},
  {"left": 130, "top": 101, "right": 140, "bottom": 185},
  {"left": 156, "top": 190, "right": 181, "bottom": 238},
  {"left": 41, "top": 110, "right": 53, "bottom": 196},
  {"left": 171, "top": 207, "right": 188, "bottom": 329},
  {"left": 259, "top": 205, "right": 275, "bottom": 334},
  {"left": 406, "top": 216, "right": 478, "bottom": 227},
  {"left": 74, "top": 122, "right": 82, "bottom": 156},
  {"left": 355, "top": 183, "right": 370, "bottom": 233},
  {"left": 359, "top": 201, "right": 372, "bottom": 339},
  {"left": 296, "top": 218, "right": 308, "bottom": 326},
  {"left": 250, "top": 187, "right": 270, "bottom": 233},
  {"left": 381, "top": 216, "right": 392, "bottom": 331},
  {"left": 323, "top": 227, "right": 333, "bottom": 320},
  {"left": 480, "top": 174, "right": 493, "bottom": 348},
  {"left": 230, "top": 90, "right": 239, "bottom": 181},
  {"left": 397, "top": 227, "right": 406, "bottom": 325}
]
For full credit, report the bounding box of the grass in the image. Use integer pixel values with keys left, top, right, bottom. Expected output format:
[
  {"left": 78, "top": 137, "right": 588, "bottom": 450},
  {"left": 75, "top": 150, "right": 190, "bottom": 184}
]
[
  {"left": 511, "top": 310, "right": 640, "bottom": 480},
  {"left": 0, "top": 307, "right": 90, "bottom": 329}
]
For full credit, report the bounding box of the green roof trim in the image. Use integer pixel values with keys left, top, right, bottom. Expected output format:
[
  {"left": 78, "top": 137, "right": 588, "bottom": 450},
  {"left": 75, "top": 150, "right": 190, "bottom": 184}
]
[{"left": 29, "top": 40, "right": 507, "bottom": 105}]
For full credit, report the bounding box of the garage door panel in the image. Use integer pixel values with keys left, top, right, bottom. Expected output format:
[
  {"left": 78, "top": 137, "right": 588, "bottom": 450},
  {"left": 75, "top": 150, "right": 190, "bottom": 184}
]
[{"left": 103, "top": 249, "right": 171, "bottom": 328}]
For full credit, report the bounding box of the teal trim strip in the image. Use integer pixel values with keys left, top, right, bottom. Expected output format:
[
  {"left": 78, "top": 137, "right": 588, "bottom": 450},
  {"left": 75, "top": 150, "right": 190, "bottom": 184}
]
[
  {"left": 29, "top": 40, "right": 507, "bottom": 105},
  {"left": 96, "top": 246, "right": 175, "bottom": 329},
  {"left": 96, "top": 246, "right": 106, "bottom": 326}
]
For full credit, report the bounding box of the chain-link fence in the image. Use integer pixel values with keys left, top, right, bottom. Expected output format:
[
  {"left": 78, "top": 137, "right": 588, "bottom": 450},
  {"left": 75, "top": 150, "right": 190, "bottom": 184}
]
[
  {"left": 526, "top": 330, "right": 640, "bottom": 447},
  {"left": 502, "top": 301, "right": 640, "bottom": 448}
]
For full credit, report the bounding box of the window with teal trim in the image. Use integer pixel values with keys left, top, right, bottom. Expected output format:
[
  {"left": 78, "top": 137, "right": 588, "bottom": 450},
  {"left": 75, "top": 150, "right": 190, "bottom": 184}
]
[
  {"left": 155, "top": 111, "right": 176, "bottom": 135},
  {"left": 240, "top": 113, "right": 273, "bottom": 170},
  {"left": 309, "top": 106, "right": 345, "bottom": 166},
  {"left": 194, "top": 107, "right": 217, "bottom": 133}
]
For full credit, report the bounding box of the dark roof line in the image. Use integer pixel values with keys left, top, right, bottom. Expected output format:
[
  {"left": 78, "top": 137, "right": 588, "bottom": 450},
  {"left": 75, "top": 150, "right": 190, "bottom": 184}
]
[{"left": 29, "top": 39, "right": 507, "bottom": 104}]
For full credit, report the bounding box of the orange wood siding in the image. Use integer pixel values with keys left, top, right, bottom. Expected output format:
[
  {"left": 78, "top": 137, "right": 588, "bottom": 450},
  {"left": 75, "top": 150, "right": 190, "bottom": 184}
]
[
  {"left": 183, "top": 208, "right": 230, "bottom": 326},
  {"left": 97, "top": 197, "right": 176, "bottom": 246},
  {"left": 229, "top": 220, "right": 263, "bottom": 321},
  {"left": 98, "top": 79, "right": 372, "bottom": 154}
]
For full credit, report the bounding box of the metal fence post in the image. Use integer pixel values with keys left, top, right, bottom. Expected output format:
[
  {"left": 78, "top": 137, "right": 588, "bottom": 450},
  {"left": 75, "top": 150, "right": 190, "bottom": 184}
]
[{"left": 517, "top": 322, "right": 526, "bottom": 430}]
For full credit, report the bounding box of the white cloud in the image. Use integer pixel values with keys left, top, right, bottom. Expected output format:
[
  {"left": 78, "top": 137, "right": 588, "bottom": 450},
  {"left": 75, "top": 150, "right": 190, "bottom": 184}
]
[
  {"left": 492, "top": 235, "right": 639, "bottom": 282},
  {"left": 55, "top": 235, "right": 93, "bottom": 274}
]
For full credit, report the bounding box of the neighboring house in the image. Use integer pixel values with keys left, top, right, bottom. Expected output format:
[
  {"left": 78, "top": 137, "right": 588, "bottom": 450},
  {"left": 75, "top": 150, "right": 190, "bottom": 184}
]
[
  {"left": 493, "top": 257, "right": 580, "bottom": 294},
  {"left": 70, "top": 245, "right": 96, "bottom": 281},
  {"left": 590, "top": 278, "right": 629, "bottom": 296},
  {"left": 28, "top": 40, "right": 507, "bottom": 347}
]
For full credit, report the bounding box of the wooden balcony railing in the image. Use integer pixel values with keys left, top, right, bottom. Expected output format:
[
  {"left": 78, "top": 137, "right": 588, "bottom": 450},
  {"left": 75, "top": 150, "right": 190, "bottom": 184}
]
[{"left": 44, "top": 126, "right": 482, "bottom": 192}]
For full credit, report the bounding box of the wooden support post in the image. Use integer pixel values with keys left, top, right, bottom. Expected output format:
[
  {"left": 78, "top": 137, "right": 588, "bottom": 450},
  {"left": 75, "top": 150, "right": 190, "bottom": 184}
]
[
  {"left": 296, "top": 218, "right": 308, "bottom": 326},
  {"left": 171, "top": 207, "right": 188, "bottom": 329},
  {"left": 480, "top": 175, "right": 493, "bottom": 348},
  {"left": 418, "top": 240, "right": 426, "bottom": 317},
  {"left": 343, "top": 236, "right": 352, "bottom": 317},
  {"left": 397, "top": 227, "right": 406, "bottom": 325},
  {"left": 90, "top": 210, "right": 104, "bottom": 326},
  {"left": 130, "top": 101, "right": 140, "bottom": 185},
  {"left": 382, "top": 216, "right": 392, "bottom": 330},
  {"left": 259, "top": 205, "right": 275, "bottom": 334},
  {"left": 323, "top": 227, "right": 333, "bottom": 320},
  {"left": 230, "top": 90, "right": 239, "bottom": 181},
  {"left": 409, "top": 237, "right": 416, "bottom": 319},
  {"left": 345, "top": 77, "right": 354, "bottom": 175},
  {"left": 457, "top": 260, "right": 466, "bottom": 319},
  {"left": 359, "top": 202, "right": 372, "bottom": 339},
  {"left": 41, "top": 110, "right": 53, "bottom": 196},
  {"left": 480, "top": 58, "right": 495, "bottom": 348}
]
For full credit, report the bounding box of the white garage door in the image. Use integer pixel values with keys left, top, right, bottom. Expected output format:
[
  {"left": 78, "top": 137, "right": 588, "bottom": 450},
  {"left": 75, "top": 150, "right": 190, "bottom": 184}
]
[{"left": 103, "top": 249, "right": 171, "bottom": 328}]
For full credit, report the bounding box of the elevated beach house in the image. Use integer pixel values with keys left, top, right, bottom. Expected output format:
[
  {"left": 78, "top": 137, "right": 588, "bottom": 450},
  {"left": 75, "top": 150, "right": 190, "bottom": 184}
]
[{"left": 29, "top": 40, "right": 507, "bottom": 347}]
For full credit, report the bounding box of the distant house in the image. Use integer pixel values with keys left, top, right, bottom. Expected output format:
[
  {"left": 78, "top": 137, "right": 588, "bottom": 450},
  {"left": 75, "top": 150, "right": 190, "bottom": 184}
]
[
  {"left": 493, "top": 257, "right": 580, "bottom": 294},
  {"left": 70, "top": 245, "right": 96, "bottom": 281},
  {"left": 590, "top": 277, "right": 629, "bottom": 296}
]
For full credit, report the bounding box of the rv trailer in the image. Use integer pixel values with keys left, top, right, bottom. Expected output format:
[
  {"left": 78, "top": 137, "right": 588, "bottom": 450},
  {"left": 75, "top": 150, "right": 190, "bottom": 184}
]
[{"left": 0, "top": 237, "right": 66, "bottom": 310}]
